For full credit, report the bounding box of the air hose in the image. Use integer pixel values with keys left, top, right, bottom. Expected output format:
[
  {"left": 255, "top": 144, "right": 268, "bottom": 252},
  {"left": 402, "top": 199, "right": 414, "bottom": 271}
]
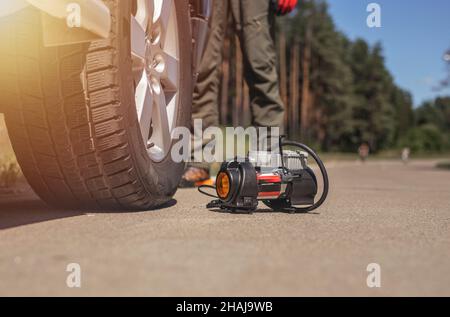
[{"left": 281, "top": 140, "right": 329, "bottom": 213}]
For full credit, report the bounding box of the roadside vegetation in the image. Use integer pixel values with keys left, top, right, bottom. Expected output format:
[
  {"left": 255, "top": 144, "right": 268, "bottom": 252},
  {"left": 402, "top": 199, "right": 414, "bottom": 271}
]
[
  {"left": 0, "top": 115, "right": 22, "bottom": 190},
  {"left": 0, "top": 156, "right": 22, "bottom": 189},
  {"left": 436, "top": 161, "right": 450, "bottom": 171},
  {"left": 219, "top": 0, "right": 450, "bottom": 156}
]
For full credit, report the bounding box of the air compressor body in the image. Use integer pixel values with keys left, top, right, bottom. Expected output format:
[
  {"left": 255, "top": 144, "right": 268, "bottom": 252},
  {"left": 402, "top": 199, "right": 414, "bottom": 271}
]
[{"left": 203, "top": 140, "right": 329, "bottom": 214}]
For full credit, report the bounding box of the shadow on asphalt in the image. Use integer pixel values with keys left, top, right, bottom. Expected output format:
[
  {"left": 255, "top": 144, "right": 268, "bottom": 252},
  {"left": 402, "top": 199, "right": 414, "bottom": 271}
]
[
  {"left": 211, "top": 208, "right": 320, "bottom": 215},
  {"left": 0, "top": 195, "right": 84, "bottom": 231},
  {"left": 0, "top": 191, "right": 179, "bottom": 230}
]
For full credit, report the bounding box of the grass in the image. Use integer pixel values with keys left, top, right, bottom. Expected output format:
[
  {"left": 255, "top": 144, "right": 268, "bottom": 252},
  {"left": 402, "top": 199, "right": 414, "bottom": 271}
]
[
  {"left": 1, "top": 115, "right": 22, "bottom": 189},
  {"left": 436, "top": 161, "right": 450, "bottom": 170},
  {"left": 0, "top": 156, "right": 22, "bottom": 189},
  {"left": 320, "top": 150, "right": 450, "bottom": 162}
]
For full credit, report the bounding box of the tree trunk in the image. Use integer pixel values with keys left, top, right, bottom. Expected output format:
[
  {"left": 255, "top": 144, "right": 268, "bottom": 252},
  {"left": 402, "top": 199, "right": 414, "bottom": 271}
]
[
  {"left": 290, "top": 40, "right": 300, "bottom": 137},
  {"left": 301, "top": 20, "right": 312, "bottom": 140}
]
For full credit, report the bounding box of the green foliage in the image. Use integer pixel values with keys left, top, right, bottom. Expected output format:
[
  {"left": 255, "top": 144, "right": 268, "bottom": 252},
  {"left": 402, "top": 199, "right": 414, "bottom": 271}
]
[
  {"left": 282, "top": 0, "right": 417, "bottom": 153},
  {"left": 349, "top": 41, "right": 398, "bottom": 152},
  {"left": 391, "top": 87, "right": 414, "bottom": 141},
  {"left": 399, "top": 124, "right": 448, "bottom": 153},
  {"left": 276, "top": 1, "right": 449, "bottom": 154},
  {"left": 416, "top": 97, "right": 450, "bottom": 130},
  {"left": 404, "top": 96, "right": 450, "bottom": 153}
]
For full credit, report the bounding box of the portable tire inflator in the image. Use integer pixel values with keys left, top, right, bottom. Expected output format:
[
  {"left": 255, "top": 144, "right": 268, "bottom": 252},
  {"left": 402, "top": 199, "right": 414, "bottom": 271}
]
[{"left": 199, "top": 138, "right": 330, "bottom": 213}]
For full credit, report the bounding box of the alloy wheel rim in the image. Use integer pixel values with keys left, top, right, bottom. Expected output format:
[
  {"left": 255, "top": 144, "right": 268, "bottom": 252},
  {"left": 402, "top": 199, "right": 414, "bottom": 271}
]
[{"left": 131, "top": 0, "right": 180, "bottom": 162}]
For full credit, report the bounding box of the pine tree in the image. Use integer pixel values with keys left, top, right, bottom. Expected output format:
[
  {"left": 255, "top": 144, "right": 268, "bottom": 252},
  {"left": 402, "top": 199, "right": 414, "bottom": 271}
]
[
  {"left": 220, "top": 0, "right": 425, "bottom": 153},
  {"left": 284, "top": 0, "right": 356, "bottom": 150},
  {"left": 416, "top": 97, "right": 450, "bottom": 132},
  {"left": 349, "top": 40, "right": 398, "bottom": 152},
  {"left": 391, "top": 87, "right": 414, "bottom": 143}
]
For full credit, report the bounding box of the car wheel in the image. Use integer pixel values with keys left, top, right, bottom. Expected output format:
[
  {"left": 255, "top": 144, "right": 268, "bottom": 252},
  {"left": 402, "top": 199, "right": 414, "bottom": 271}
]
[{"left": 0, "top": 0, "right": 192, "bottom": 210}]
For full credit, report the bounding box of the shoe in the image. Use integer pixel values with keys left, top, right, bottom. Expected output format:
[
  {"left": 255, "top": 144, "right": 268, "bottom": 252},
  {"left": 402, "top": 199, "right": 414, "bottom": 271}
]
[
  {"left": 195, "top": 178, "right": 215, "bottom": 187},
  {"left": 179, "top": 167, "right": 210, "bottom": 188}
]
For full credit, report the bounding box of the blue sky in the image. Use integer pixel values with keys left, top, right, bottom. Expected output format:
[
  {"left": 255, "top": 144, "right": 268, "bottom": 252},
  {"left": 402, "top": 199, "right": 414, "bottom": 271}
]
[{"left": 326, "top": 0, "right": 450, "bottom": 106}]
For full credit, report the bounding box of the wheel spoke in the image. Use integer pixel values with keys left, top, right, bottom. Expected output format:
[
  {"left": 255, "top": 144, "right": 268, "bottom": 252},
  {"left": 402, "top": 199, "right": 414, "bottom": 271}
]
[
  {"left": 158, "top": 0, "right": 173, "bottom": 29},
  {"left": 135, "top": 0, "right": 155, "bottom": 32},
  {"left": 146, "top": 0, "right": 155, "bottom": 31},
  {"left": 131, "top": 16, "right": 147, "bottom": 61},
  {"left": 136, "top": 74, "right": 154, "bottom": 142},
  {"left": 151, "top": 80, "right": 172, "bottom": 152},
  {"left": 159, "top": 52, "right": 179, "bottom": 92},
  {"left": 132, "top": 65, "right": 145, "bottom": 87},
  {"left": 153, "top": 0, "right": 173, "bottom": 47}
]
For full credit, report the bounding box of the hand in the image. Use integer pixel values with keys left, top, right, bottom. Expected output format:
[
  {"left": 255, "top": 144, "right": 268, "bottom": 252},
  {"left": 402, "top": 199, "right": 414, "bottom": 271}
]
[{"left": 275, "top": 0, "right": 299, "bottom": 16}]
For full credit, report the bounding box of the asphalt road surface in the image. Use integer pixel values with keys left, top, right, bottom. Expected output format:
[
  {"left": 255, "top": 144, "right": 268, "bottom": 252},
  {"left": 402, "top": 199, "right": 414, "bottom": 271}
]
[{"left": 0, "top": 160, "right": 449, "bottom": 296}]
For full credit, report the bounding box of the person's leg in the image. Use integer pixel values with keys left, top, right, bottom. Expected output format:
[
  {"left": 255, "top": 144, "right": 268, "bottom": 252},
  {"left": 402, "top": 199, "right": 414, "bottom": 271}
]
[
  {"left": 233, "top": 0, "right": 285, "bottom": 132},
  {"left": 192, "top": 0, "right": 229, "bottom": 130},
  {"left": 183, "top": 0, "right": 229, "bottom": 185}
]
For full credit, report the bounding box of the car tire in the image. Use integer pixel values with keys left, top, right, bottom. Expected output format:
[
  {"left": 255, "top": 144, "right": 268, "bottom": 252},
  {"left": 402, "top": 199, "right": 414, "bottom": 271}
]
[{"left": 0, "top": 0, "right": 192, "bottom": 210}]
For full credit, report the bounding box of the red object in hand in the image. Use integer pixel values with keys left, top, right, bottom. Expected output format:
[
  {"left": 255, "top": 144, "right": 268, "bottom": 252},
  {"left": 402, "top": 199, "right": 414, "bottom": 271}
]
[{"left": 275, "top": 0, "right": 298, "bottom": 16}]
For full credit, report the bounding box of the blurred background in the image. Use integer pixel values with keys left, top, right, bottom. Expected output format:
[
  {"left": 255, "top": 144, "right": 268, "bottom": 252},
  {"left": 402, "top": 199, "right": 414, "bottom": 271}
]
[{"left": 217, "top": 0, "right": 450, "bottom": 155}]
